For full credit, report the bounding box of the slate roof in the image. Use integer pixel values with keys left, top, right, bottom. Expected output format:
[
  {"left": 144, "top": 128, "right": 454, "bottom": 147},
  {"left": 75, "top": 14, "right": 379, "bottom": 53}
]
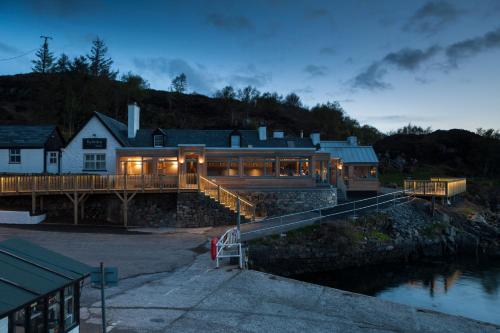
[
  {"left": 321, "top": 141, "right": 379, "bottom": 164},
  {"left": 92, "top": 112, "right": 315, "bottom": 149},
  {"left": 0, "top": 238, "right": 91, "bottom": 317},
  {"left": 0, "top": 125, "right": 57, "bottom": 148}
]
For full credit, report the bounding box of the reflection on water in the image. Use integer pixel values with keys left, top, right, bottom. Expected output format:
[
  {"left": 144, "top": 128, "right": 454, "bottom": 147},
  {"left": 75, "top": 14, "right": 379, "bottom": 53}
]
[{"left": 293, "top": 258, "right": 500, "bottom": 325}]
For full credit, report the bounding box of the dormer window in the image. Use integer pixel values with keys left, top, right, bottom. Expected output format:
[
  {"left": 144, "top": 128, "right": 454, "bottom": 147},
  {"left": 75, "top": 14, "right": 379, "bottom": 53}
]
[
  {"left": 231, "top": 135, "right": 240, "bottom": 148},
  {"left": 153, "top": 135, "right": 164, "bottom": 147}
]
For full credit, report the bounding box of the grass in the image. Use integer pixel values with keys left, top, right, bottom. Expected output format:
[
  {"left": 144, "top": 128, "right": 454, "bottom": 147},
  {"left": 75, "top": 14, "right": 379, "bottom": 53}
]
[{"left": 367, "top": 230, "right": 391, "bottom": 241}]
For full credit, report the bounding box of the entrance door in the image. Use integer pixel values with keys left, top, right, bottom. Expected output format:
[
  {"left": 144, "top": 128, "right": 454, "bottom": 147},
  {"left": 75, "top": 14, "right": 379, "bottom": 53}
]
[{"left": 185, "top": 158, "right": 198, "bottom": 185}]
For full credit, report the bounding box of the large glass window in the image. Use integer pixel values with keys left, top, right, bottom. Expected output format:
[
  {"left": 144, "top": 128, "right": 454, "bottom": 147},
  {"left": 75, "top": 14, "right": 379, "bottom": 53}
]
[
  {"left": 64, "top": 285, "right": 75, "bottom": 330},
  {"left": 207, "top": 158, "right": 239, "bottom": 176},
  {"left": 29, "top": 300, "right": 45, "bottom": 333},
  {"left": 9, "top": 148, "right": 21, "bottom": 164},
  {"left": 242, "top": 159, "right": 275, "bottom": 177},
  {"left": 314, "top": 160, "right": 329, "bottom": 183},
  {"left": 12, "top": 308, "right": 25, "bottom": 333},
  {"left": 157, "top": 158, "right": 178, "bottom": 175},
  {"left": 47, "top": 292, "right": 61, "bottom": 333},
  {"left": 279, "top": 158, "right": 309, "bottom": 176},
  {"left": 84, "top": 154, "right": 106, "bottom": 171}
]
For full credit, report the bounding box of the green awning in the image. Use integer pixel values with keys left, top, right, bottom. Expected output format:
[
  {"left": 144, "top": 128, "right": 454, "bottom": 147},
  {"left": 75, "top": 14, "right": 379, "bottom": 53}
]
[{"left": 0, "top": 238, "right": 91, "bottom": 317}]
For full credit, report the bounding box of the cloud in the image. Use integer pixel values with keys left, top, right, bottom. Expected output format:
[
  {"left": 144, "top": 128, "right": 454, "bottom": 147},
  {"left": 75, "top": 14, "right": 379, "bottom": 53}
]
[
  {"left": 133, "top": 57, "right": 216, "bottom": 94},
  {"left": 351, "top": 62, "right": 391, "bottom": 91},
  {"left": 383, "top": 45, "right": 440, "bottom": 71},
  {"left": 304, "top": 64, "right": 328, "bottom": 77},
  {"left": 0, "top": 42, "right": 19, "bottom": 55},
  {"left": 404, "top": 1, "right": 463, "bottom": 34},
  {"left": 319, "top": 47, "right": 336, "bottom": 56},
  {"left": 206, "top": 13, "right": 254, "bottom": 32},
  {"left": 228, "top": 64, "right": 271, "bottom": 87},
  {"left": 445, "top": 27, "right": 500, "bottom": 67}
]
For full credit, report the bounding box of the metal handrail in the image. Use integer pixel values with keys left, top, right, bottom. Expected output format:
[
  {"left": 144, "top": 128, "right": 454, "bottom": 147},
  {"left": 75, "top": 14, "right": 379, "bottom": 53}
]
[{"left": 216, "top": 227, "right": 242, "bottom": 268}]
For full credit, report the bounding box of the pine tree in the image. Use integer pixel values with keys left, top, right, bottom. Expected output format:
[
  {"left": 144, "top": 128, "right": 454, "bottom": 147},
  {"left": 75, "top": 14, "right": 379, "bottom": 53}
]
[
  {"left": 32, "top": 38, "right": 54, "bottom": 73},
  {"left": 70, "top": 56, "right": 89, "bottom": 74},
  {"left": 53, "top": 53, "right": 71, "bottom": 73},
  {"left": 87, "top": 37, "right": 116, "bottom": 79},
  {"left": 171, "top": 73, "right": 187, "bottom": 93}
]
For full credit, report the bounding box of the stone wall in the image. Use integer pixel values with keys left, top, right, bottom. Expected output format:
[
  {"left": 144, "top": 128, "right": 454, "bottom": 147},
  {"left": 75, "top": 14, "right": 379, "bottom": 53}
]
[
  {"left": 176, "top": 192, "right": 237, "bottom": 227},
  {"left": 237, "top": 188, "right": 337, "bottom": 217}
]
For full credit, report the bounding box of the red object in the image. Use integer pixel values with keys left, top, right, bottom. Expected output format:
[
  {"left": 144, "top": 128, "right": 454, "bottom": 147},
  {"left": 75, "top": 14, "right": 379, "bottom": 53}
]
[{"left": 211, "top": 237, "right": 218, "bottom": 260}]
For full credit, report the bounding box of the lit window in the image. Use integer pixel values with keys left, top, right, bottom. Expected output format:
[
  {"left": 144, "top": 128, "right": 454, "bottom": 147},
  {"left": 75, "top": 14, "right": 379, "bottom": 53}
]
[
  {"left": 207, "top": 158, "right": 239, "bottom": 176},
  {"left": 279, "top": 158, "right": 309, "bottom": 177},
  {"left": 49, "top": 152, "right": 58, "bottom": 164},
  {"left": 9, "top": 148, "right": 21, "bottom": 164},
  {"left": 84, "top": 154, "right": 106, "bottom": 171},
  {"left": 243, "top": 159, "right": 275, "bottom": 177},
  {"left": 153, "top": 135, "right": 164, "bottom": 147},
  {"left": 157, "top": 158, "right": 178, "bottom": 175}
]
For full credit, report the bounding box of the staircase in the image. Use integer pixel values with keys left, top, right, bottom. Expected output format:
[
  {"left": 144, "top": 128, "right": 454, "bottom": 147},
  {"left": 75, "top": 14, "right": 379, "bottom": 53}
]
[{"left": 198, "top": 176, "right": 256, "bottom": 221}]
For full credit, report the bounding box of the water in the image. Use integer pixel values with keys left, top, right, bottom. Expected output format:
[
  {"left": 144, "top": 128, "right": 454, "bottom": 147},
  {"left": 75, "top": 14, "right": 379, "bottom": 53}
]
[{"left": 293, "top": 258, "right": 500, "bottom": 325}]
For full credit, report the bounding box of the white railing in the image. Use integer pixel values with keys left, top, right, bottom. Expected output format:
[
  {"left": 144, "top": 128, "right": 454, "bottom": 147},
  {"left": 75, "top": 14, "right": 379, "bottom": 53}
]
[
  {"left": 240, "top": 190, "right": 414, "bottom": 239},
  {"left": 216, "top": 227, "right": 242, "bottom": 268}
]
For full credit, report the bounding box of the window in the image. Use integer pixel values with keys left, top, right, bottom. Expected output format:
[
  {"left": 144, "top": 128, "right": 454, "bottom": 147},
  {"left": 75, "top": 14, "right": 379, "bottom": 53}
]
[
  {"left": 9, "top": 148, "right": 21, "bottom": 164},
  {"left": 12, "top": 308, "right": 25, "bottom": 333},
  {"left": 230, "top": 135, "right": 240, "bottom": 148},
  {"left": 207, "top": 158, "right": 239, "bottom": 176},
  {"left": 243, "top": 159, "right": 275, "bottom": 177},
  {"left": 64, "top": 285, "right": 76, "bottom": 329},
  {"left": 47, "top": 292, "right": 61, "bottom": 332},
  {"left": 279, "top": 158, "right": 309, "bottom": 177},
  {"left": 153, "top": 135, "right": 164, "bottom": 147},
  {"left": 84, "top": 154, "right": 106, "bottom": 171},
  {"left": 49, "top": 152, "right": 58, "bottom": 165},
  {"left": 157, "top": 158, "right": 178, "bottom": 175},
  {"left": 29, "top": 299, "right": 45, "bottom": 333}
]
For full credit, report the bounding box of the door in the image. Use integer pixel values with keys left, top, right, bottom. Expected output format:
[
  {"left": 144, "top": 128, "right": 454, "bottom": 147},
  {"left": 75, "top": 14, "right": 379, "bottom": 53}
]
[
  {"left": 46, "top": 151, "right": 59, "bottom": 174},
  {"left": 185, "top": 158, "right": 198, "bottom": 185}
]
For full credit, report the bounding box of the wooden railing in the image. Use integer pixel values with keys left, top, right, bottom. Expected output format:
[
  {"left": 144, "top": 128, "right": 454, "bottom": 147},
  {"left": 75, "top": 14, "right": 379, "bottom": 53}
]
[
  {"left": 0, "top": 174, "right": 178, "bottom": 194},
  {"left": 404, "top": 178, "right": 466, "bottom": 197},
  {"left": 199, "top": 175, "right": 255, "bottom": 220}
]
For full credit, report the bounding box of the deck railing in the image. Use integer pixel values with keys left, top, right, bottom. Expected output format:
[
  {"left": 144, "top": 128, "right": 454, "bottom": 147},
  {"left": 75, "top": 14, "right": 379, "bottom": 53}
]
[
  {"left": 344, "top": 177, "right": 380, "bottom": 191},
  {"left": 0, "top": 174, "right": 178, "bottom": 194},
  {"left": 199, "top": 175, "right": 255, "bottom": 220},
  {"left": 404, "top": 178, "right": 466, "bottom": 197}
]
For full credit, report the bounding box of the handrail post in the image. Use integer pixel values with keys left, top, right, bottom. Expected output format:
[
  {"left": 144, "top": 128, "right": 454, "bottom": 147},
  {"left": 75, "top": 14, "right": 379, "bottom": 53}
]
[
  {"left": 236, "top": 196, "right": 241, "bottom": 241},
  {"left": 217, "top": 185, "right": 221, "bottom": 202},
  {"left": 197, "top": 174, "right": 201, "bottom": 192}
]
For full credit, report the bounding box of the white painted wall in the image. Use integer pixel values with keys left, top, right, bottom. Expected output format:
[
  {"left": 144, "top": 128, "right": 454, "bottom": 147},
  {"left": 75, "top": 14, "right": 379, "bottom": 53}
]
[
  {"left": 0, "top": 210, "right": 46, "bottom": 224},
  {"left": 67, "top": 325, "right": 79, "bottom": 333},
  {"left": 62, "top": 116, "right": 122, "bottom": 174},
  {"left": 46, "top": 151, "right": 59, "bottom": 174},
  {"left": 0, "top": 148, "right": 44, "bottom": 173},
  {"left": 0, "top": 317, "right": 8, "bottom": 333}
]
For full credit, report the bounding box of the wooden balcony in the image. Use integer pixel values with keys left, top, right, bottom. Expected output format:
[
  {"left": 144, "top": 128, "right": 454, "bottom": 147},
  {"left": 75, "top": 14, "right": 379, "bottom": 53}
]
[
  {"left": 0, "top": 174, "right": 179, "bottom": 196},
  {"left": 404, "top": 178, "right": 466, "bottom": 197}
]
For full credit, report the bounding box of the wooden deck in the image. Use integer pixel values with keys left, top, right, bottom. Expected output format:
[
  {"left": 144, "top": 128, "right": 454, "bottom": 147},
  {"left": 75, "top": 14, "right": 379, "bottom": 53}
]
[{"left": 404, "top": 178, "right": 466, "bottom": 197}]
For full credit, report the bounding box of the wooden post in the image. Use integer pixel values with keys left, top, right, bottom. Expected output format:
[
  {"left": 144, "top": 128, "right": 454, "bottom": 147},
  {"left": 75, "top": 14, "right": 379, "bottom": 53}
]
[
  {"left": 40, "top": 196, "right": 44, "bottom": 212},
  {"left": 123, "top": 191, "right": 128, "bottom": 227},
  {"left": 73, "top": 191, "right": 78, "bottom": 225},
  {"left": 31, "top": 192, "right": 36, "bottom": 215}
]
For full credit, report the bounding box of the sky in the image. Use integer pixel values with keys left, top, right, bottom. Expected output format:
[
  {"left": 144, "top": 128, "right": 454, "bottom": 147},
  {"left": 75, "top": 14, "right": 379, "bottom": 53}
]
[{"left": 0, "top": 0, "right": 499, "bottom": 132}]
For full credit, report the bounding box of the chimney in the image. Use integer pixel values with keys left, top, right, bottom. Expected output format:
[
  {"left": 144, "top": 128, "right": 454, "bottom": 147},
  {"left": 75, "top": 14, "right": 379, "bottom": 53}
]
[
  {"left": 128, "top": 102, "right": 140, "bottom": 139},
  {"left": 258, "top": 125, "right": 267, "bottom": 141},
  {"left": 310, "top": 130, "right": 320, "bottom": 146},
  {"left": 300, "top": 130, "right": 304, "bottom": 138},
  {"left": 347, "top": 136, "right": 358, "bottom": 146},
  {"left": 273, "top": 130, "right": 285, "bottom": 139}
]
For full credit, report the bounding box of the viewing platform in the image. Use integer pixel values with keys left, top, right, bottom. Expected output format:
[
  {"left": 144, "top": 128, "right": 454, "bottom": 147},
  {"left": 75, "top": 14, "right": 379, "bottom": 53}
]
[{"left": 404, "top": 178, "right": 466, "bottom": 198}]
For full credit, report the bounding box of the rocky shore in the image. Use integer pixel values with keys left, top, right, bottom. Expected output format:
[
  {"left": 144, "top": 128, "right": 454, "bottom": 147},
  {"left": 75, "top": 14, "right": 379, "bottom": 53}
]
[{"left": 248, "top": 198, "right": 500, "bottom": 276}]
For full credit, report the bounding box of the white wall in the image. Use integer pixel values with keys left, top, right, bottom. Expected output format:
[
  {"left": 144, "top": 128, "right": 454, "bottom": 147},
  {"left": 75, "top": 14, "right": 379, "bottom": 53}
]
[
  {"left": 67, "top": 325, "right": 79, "bottom": 333},
  {"left": 0, "top": 148, "right": 44, "bottom": 173},
  {"left": 0, "top": 317, "right": 7, "bottom": 333},
  {"left": 0, "top": 210, "right": 46, "bottom": 224},
  {"left": 61, "top": 116, "right": 122, "bottom": 174}
]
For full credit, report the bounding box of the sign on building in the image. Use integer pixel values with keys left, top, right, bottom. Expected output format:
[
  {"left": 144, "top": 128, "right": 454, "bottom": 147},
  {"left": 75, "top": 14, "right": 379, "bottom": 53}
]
[{"left": 82, "top": 138, "right": 107, "bottom": 149}]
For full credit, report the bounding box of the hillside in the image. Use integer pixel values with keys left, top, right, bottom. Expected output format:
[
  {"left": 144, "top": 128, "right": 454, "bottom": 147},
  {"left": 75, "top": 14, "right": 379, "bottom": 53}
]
[{"left": 0, "top": 73, "right": 382, "bottom": 143}]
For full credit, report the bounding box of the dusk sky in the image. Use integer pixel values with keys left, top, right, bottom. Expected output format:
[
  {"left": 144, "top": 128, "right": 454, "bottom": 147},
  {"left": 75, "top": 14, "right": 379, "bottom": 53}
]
[{"left": 1, "top": 0, "right": 499, "bottom": 132}]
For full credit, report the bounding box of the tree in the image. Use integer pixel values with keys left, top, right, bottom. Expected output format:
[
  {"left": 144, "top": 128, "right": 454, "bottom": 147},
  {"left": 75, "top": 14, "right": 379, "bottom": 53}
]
[
  {"left": 214, "top": 85, "right": 236, "bottom": 100},
  {"left": 171, "top": 73, "right": 187, "bottom": 93},
  {"left": 121, "top": 71, "right": 149, "bottom": 90},
  {"left": 237, "top": 86, "right": 260, "bottom": 104},
  {"left": 53, "top": 53, "right": 71, "bottom": 73},
  {"left": 284, "top": 93, "right": 302, "bottom": 107},
  {"left": 87, "top": 37, "right": 116, "bottom": 79},
  {"left": 70, "top": 56, "right": 89, "bottom": 74},
  {"left": 32, "top": 38, "right": 54, "bottom": 73}
]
